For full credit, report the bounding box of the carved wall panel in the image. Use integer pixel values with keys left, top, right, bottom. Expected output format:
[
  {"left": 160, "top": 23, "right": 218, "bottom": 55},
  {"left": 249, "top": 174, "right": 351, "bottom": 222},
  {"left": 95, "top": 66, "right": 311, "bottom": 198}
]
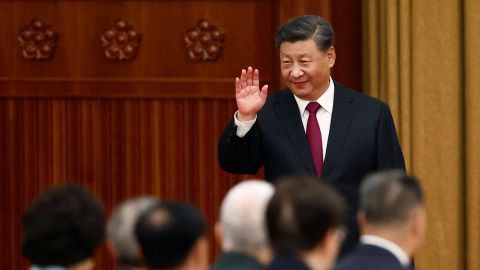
[
  {"left": 0, "top": 1, "right": 362, "bottom": 270},
  {"left": 184, "top": 19, "right": 225, "bottom": 61},
  {"left": 101, "top": 19, "right": 141, "bottom": 61},
  {"left": 18, "top": 19, "right": 58, "bottom": 60},
  {"left": 1, "top": 1, "right": 277, "bottom": 95}
]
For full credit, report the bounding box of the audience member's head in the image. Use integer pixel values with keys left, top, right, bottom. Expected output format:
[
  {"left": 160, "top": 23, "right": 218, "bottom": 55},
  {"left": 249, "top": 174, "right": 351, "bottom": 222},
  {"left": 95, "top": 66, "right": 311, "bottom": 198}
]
[
  {"left": 22, "top": 184, "right": 105, "bottom": 270},
  {"left": 267, "top": 176, "right": 345, "bottom": 270},
  {"left": 358, "top": 170, "right": 426, "bottom": 256},
  {"left": 135, "top": 201, "right": 208, "bottom": 270},
  {"left": 216, "top": 180, "right": 274, "bottom": 263},
  {"left": 107, "top": 196, "right": 158, "bottom": 269}
]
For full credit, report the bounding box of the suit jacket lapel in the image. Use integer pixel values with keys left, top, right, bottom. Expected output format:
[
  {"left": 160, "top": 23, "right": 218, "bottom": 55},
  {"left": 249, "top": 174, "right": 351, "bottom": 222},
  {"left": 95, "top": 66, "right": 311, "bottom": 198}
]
[
  {"left": 323, "top": 83, "right": 357, "bottom": 177},
  {"left": 274, "top": 91, "right": 316, "bottom": 175}
]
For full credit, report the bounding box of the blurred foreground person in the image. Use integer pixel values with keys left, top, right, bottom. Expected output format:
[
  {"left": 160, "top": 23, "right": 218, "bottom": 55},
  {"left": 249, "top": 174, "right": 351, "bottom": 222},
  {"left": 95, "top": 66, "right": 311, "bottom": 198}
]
[
  {"left": 22, "top": 185, "right": 105, "bottom": 270},
  {"left": 334, "top": 170, "right": 426, "bottom": 270},
  {"left": 135, "top": 201, "right": 209, "bottom": 270},
  {"left": 107, "top": 196, "right": 158, "bottom": 270},
  {"left": 211, "top": 180, "right": 274, "bottom": 270},
  {"left": 265, "top": 176, "right": 346, "bottom": 270}
]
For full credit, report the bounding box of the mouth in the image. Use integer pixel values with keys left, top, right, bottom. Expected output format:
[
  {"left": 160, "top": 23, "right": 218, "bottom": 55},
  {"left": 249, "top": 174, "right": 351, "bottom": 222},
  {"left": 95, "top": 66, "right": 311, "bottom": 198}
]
[{"left": 291, "top": 81, "right": 308, "bottom": 87}]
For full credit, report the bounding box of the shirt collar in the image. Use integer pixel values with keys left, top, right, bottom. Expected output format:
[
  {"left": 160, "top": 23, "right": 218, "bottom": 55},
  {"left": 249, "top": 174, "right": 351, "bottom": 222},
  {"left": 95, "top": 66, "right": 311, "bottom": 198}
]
[
  {"left": 360, "top": 235, "right": 410, "bottom": 267},
  {"left": 293, "top": 77, "right": 335, "bottom": 114}
]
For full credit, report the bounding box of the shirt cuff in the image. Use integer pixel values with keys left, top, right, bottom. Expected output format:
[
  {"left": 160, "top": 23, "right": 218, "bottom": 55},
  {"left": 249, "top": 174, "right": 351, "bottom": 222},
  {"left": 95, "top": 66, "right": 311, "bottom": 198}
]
[{"left": 234, "top": 110, "right": 257, "bottom": 138}]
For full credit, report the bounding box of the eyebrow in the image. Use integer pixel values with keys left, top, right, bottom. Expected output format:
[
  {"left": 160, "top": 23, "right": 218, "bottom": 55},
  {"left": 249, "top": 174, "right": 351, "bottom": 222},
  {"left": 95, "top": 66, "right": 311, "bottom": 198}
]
[{"left": 280, "top": 52, "right": 310, "bottom": 58}]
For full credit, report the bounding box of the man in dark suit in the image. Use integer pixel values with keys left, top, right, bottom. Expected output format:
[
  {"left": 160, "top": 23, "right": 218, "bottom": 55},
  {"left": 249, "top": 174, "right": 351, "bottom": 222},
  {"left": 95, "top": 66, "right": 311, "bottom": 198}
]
[
  {"left": 218, "top": 15, "right": 405, "bottom": 255},
  {"left": 265, "top": 177, "right": 346, "bottom": 270},
  {"left": 334, "top": 170, "right": 426, "bottom": 270}
]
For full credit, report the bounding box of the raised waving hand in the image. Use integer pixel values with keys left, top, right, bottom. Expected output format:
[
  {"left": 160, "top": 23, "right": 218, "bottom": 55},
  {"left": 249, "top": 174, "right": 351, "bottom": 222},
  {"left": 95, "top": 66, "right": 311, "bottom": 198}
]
[{"left": 235, "top": 67, "right": 269, "bottom": 121}]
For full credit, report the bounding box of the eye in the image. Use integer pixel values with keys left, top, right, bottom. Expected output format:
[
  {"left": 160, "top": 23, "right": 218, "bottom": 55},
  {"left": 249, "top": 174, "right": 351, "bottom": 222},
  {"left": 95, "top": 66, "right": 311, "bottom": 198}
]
[
  {"left": 300, "top": 59, "right": 311, "bottom": 63},
  {"left": 282, "top": 60, "right": 291, "bottom": 64}
]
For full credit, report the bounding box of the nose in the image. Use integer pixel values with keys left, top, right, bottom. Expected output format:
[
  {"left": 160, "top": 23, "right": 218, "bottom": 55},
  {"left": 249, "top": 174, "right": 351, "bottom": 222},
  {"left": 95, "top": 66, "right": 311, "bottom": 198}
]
[{"left": 290, "top": 64, "right": 304, "bottom": 78}]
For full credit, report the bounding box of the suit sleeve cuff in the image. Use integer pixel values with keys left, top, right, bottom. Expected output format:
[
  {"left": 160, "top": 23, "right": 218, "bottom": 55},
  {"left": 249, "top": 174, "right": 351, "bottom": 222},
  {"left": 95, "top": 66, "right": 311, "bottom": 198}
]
[{"left": 234, "top": 110, "right": 257, "bottom": 137}]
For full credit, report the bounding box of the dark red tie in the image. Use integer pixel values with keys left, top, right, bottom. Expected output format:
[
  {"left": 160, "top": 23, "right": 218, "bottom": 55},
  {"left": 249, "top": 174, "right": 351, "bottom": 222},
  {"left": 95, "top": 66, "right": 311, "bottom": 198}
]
[{"left": 306, "top": 102, "right": 323, "bottom": 177}]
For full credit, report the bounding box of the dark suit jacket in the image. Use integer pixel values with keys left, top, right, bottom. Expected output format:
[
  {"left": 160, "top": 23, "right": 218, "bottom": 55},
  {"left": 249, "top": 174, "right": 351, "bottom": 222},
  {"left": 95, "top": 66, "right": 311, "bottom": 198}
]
[
  {"left": 210, "top": 252, "right": 264, "bottom": 270},
  {"left": 264, "top": 254, "right": 311, "bottom": 270},
  {"left": 218, "top": 82, "right": 405, "bottom": 255},
  {"left": 334, "top": 244, "right": 413, "bottom": 270}
]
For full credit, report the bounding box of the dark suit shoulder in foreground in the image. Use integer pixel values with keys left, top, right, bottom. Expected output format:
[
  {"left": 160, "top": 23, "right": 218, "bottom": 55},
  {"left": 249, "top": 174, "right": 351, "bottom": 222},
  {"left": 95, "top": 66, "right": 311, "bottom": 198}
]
[
  {"left": 210, "top": 252, "right": 263, "bottom": 270},
  {"left": 264, "top": 254, "right": 311, "bottom": 270},
  {"left": 334, "top": 244, "right": 411, "bottom": 270}
]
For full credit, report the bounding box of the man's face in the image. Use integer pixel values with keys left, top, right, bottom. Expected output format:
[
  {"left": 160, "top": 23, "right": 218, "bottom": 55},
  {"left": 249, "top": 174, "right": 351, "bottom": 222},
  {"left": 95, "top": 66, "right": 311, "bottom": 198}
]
[{"left": 279, "top": 39, "right": 335, "bottom": 101}]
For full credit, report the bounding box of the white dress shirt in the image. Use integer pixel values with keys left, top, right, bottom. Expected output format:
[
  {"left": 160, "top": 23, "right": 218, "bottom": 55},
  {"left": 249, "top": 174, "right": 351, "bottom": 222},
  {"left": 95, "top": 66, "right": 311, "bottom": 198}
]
[
  {"left": 360, "top": 235, "right": 411, "bottom": 267},
  {"left": 234, "top": 77, "right": 334, "bottom": 160}
]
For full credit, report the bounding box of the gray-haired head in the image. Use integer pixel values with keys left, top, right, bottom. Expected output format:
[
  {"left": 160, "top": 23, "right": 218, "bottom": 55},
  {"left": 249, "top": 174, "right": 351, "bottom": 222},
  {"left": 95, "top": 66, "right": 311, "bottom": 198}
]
[
  {"left": 220, "top": 180, "right": 274, "bottom": 256},
  {"left": 275, "top": 15, "right": 335, "bottom": 52},
  {"left": 107, "top": 196, "right": 158, "bottom": 267},
  {"left": 360, "top": 170, "right": 423, "bottom": 226}
]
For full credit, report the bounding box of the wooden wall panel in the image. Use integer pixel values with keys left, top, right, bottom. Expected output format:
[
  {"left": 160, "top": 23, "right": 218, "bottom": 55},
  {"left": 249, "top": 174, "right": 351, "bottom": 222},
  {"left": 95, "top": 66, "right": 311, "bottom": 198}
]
[
  {"left": 0, "top": 98, "right": 250, "bottom": 269},
  {"left": 14, "top": 1, "right": 274, "bottom": 76},
  {"left": 0, "top": 0, "right": 276, "bottom": 97},
  {"left": 331, "top": 0, "right": 363, "bottom": 91},
  {"left": 0, "top": 0, "right": 362, "bottom": 269}
]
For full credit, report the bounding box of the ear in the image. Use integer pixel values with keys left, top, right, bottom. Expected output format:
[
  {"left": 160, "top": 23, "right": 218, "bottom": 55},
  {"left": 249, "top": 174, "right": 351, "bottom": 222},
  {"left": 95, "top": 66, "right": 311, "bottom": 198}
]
[
  {"left": 357, "top": 211, "right": 366, "bottom": 230},
  {"left": 190, "top": 236, "right": 209, "bottom": 270},
  {"left": 319, "top": 228, "right": 341, "bottom": 265},
  {"left": 214, "top": 222, "right": 224, "bottom": 247},
  {"left": 410, "top": 206, "right": 427, "bottom": 242},
  {"left": 327, "top": 47, "right": 336, "bottom": 68}
]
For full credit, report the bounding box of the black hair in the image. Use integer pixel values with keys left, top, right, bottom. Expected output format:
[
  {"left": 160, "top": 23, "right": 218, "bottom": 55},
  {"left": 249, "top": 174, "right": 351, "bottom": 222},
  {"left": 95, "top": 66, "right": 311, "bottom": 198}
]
[
  {"left": 275, "top": 15, "right": 335, "bottom": 51},
  {"left": 135, "top": 201, "right": 206, "bottom": 268},
  {"left": 266, "top": 176, "right": 345, "bottom": 254},
  {"left": 22, "top": 184, "right": 105, "bottom": 266}
]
